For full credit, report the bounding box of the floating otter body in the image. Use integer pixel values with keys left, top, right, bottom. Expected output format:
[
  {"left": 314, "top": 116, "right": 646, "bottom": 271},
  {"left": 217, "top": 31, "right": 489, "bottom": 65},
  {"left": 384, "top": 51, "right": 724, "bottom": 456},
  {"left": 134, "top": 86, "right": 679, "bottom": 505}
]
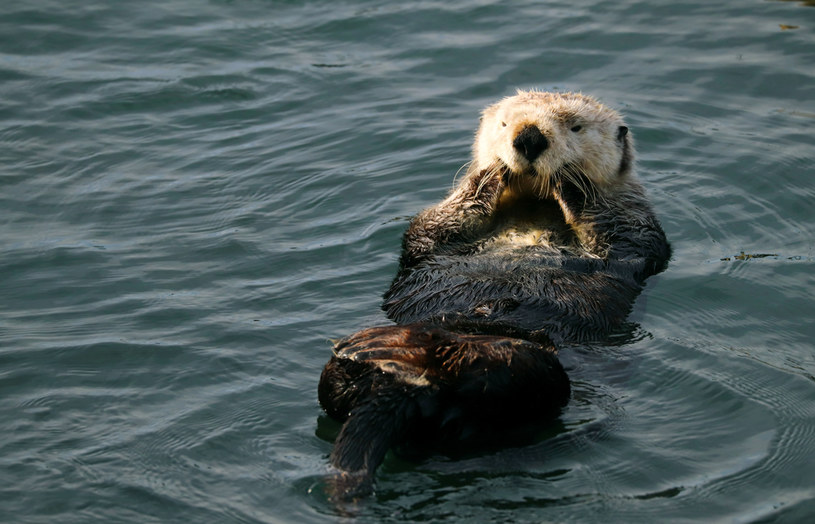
[{"left": 319, "top": 91, "right": 670, "bottom": 498}]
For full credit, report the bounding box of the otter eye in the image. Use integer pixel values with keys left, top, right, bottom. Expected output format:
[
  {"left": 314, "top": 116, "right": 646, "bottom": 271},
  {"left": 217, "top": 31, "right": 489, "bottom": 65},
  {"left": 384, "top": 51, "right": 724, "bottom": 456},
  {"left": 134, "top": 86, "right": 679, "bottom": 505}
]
[
  {"left": 501, "top": 121, "right": 507, "bottom": 127},
  {"left": 570, "top": 125, "right": 582, "bottom": 132}
]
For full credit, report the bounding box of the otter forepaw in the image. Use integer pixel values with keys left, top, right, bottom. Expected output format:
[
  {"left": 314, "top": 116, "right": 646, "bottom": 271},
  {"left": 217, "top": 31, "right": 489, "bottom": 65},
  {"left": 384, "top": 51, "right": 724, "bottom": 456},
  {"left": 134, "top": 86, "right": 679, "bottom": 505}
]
[
  {"left": 469, "top": 168, "right": 504, "bottom": 210},
  {"left": 552, "top": 177, "right": 589, "bottom": 223}
]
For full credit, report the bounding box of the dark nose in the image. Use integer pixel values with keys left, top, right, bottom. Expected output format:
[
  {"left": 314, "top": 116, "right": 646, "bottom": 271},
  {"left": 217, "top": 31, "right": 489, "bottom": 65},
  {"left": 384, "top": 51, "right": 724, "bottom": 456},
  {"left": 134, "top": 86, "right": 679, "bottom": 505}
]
[{"left": 512, "top": 125, "right": 548, "bottom": 162}]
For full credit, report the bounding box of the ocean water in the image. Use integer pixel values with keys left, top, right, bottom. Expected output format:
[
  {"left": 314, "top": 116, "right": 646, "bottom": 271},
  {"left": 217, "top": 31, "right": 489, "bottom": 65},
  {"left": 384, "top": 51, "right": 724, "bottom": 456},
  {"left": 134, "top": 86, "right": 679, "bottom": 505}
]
[{"left": 1, "top": 0, "right": 814, "bottom": 522}]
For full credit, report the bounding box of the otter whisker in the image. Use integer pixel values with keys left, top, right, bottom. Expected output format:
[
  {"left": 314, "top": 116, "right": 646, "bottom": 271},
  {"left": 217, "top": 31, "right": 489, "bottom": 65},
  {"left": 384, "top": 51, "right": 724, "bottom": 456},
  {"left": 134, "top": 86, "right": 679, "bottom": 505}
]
[
  {"left": 473, "top": 163, "right": 503, "bottom": 199},
  {"left": 452, "top": 160, "right": 474, "bottom": 187}
]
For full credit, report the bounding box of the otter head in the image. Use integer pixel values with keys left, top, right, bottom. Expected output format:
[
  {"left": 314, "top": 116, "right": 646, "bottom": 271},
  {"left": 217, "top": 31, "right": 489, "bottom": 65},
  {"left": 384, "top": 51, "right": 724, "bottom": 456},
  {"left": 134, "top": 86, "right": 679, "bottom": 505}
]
[{"left": 473, "top": 90, "right": 633, "bottom": 199}]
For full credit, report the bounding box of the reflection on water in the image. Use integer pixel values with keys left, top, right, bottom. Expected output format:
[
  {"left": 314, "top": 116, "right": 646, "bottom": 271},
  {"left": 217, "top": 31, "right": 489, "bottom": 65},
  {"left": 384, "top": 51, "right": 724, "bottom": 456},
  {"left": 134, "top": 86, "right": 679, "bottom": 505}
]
[{"left": 1, "top": 0, "right": 814, "bottom": 522}]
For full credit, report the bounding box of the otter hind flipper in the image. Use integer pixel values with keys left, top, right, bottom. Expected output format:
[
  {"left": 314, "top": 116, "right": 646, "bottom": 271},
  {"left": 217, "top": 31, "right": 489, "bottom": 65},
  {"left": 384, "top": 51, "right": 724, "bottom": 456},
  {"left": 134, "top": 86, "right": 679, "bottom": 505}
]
[
  {"left": 327, "top": 382, "right": 422, "bottom": 499},
  {"left": 319, "top": 326, "right": 434, "bottom": 499}
]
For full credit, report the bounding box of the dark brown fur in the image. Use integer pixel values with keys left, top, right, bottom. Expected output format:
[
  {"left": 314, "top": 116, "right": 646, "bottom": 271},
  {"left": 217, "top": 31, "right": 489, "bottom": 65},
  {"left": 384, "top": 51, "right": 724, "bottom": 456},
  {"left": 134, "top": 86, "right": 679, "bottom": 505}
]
[{"left": 319, "top": 325, "right": 569, "bottom": 499}]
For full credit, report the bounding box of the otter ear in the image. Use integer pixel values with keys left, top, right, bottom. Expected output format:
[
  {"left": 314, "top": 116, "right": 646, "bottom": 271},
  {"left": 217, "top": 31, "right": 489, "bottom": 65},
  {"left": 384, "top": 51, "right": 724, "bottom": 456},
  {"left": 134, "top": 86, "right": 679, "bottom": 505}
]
[{"left": 618, "top": 126, "right": 632, "bottom": 175}]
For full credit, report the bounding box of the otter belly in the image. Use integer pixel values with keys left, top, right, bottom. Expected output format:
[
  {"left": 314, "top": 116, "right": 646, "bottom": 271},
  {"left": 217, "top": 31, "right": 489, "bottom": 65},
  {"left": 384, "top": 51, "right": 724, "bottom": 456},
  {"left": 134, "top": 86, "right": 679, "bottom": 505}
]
[
  {"left": 383, "top": 191, "right": 642, "bottom": 344},
  {"left": 383, "top": 249, "right": 643, "bottom": 345}
]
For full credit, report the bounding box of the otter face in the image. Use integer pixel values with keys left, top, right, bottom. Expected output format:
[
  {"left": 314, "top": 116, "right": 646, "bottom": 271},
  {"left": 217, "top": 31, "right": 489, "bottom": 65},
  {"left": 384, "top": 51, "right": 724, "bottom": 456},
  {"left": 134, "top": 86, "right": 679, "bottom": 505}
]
[{"left": 473, "top": 91, "right": 632, "bottom": 196}]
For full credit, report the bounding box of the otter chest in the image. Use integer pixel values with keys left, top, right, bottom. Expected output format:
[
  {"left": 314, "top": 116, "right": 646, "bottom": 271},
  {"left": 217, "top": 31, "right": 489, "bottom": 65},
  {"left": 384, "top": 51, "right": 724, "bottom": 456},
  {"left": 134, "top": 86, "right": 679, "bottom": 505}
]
[{"left": 480, "top": 191, "right": 579, "bottom": 253}]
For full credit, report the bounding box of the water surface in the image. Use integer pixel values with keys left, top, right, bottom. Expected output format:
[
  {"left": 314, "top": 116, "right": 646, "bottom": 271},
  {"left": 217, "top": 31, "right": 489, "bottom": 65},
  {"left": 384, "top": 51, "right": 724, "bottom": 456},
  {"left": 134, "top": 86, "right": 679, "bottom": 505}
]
[{"left": 1, "top": 1, "right": 814, "bottom": 522}]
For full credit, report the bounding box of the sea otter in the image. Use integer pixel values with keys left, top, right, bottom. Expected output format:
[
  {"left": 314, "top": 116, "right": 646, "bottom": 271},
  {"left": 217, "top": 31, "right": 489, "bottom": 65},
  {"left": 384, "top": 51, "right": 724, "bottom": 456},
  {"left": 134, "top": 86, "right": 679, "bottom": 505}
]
[{"left": 318, "top": 90, "right": 670, "bottom": 498}]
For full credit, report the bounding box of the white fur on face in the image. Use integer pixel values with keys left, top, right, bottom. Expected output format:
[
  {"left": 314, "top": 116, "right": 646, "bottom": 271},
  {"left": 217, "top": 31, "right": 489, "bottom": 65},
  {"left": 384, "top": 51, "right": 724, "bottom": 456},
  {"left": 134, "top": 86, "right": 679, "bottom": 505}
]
[{"left": 473, "top": 91, "right": 629, "bottom": 194}]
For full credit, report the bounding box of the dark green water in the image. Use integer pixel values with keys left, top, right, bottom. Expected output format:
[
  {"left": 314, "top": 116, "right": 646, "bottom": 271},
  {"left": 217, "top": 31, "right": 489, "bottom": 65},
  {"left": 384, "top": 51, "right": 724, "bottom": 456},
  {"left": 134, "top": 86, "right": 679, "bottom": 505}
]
[{"left": 2, "top": 1, "right": 814, "bottom": 522}]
